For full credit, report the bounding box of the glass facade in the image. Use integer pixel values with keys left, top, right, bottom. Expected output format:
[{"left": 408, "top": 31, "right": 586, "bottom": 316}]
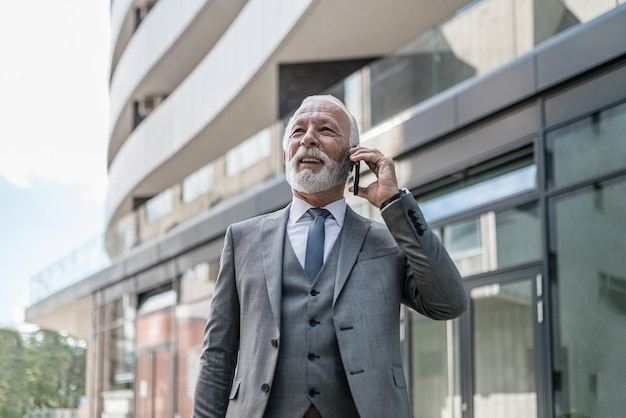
[
  {"left": 546, "top": 101, "right": 626, "bottom": 188},
  {"left": 409, "top": 314, "right": 461, "bottom": 418},
  {"left": 408, "top": 149, "right": 542, "bottom": 417},
  {"left": 547, "top": 102, "right": 626, "bottom": 418},
  {"left": 439, "top": 204, "right": 542, "bottom": 278},
  {"left": 329, "top": 0, "right": 624, "bottom": 131},
  {"left": 406, "top": 88, "right": 625, "bottom": 417},
  {"left": 419, "top": 164, "right": 536, "bottom": 223}
]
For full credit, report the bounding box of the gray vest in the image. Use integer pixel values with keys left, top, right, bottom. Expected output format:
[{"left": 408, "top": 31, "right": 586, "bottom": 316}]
[{"left": 263, "top": 234, "right": 359, "bottom": 418}]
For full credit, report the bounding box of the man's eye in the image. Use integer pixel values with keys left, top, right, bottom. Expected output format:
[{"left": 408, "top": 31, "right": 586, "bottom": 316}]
[
  {"left": 291, "top": 128, "right": 304, "bottom": 136},
  {"left": 320, "top": 127, "right": 335, "bottom": 133}
]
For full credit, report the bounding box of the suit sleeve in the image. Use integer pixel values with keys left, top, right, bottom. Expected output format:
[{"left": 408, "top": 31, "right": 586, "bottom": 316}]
[
  {"left": 381, "top": 192, "right": 468, "bottom": 319},
  {"left": 192, "top": 226, "right": 240, "bottom": 418}
]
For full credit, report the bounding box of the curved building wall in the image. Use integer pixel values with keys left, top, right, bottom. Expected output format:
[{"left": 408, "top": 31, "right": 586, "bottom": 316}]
[
  {"left": 110, "top": 0, "right": 133, "bottom": 73},
  {"left": 108, "top": 0, "right": 249, "bottom": 163},
  {"left": 106, "top": 0, "right": 314, "bottom": 226},
  {"left": 108, "top": 0, "right": 207, "bottom": 133}
]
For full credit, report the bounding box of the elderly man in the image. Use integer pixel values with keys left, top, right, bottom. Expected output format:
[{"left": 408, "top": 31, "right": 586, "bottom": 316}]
[{"left": 192, "top": 95, "right": 467, "bottom": 418}]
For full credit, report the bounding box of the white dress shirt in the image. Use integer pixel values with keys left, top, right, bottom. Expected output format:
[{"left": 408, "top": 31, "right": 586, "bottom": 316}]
[{"left": 287, "top": 196, "right": 346, "bottom": 269}]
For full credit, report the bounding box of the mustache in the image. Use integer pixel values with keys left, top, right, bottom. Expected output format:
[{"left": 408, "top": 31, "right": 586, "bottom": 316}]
[{"left": 289, "top": 146, "right": 332, "bottom": 165}]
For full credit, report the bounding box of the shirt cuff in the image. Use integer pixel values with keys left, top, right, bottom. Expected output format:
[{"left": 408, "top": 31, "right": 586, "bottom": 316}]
[{"left": 380, "top": 188, "right": 409, "bottom": 212}]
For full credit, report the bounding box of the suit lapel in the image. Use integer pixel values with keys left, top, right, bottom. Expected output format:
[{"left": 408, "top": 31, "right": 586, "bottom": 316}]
[
  {"left": 333, "top": 206, "right": 370, "bottom": 305},
  {"left": 261, "top": 206, "right": 290, "bottom": 327}
]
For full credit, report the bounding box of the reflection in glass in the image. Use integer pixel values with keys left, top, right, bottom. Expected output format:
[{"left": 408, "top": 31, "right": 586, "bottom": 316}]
[
  {"left": 495, "top": 203, "right": 541, "bottom": 269},
  {"left": 410, "top": 314, "right": 461, "bottom": 418},
  {"left": 550, "top": 178, "right": 626, "bottom": 417},
  {"left": 101, "top": 295, "right": 136, "bottom": 392},
  {"left": 419, "top": 165, "right": 536, "bottom": 223},
  {"left": 180, "top": 261, "right": 217, "bottom": 304},
  {"left": 546, "top": 101, "right": 626, "bottom": 188},
  {"left": 145, "top": 188, "right": 173, "bottom": 223},
  {"left": 226, "top": 128, "right": 271, "bottom": 176},
  {"left": 365, "top": 0, "right": 620, "bottom": 128},
  {"left": 369, "top": 26, "right": 474, "bottom": 126},
  {"left": 440, "top": 203, "right": 540, "bottom": 277},
  {"left": 472, "top": 280, "right": 536, "bottom": 418},
  {"left": 444, "top": 218, "right": 481, "bottom": 259},
  {"left": 183, "top": 163, "right": 214, "bottom": 203}
]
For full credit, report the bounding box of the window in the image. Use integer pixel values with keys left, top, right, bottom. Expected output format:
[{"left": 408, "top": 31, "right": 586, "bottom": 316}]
[
  {"left": 180, "top": 261, "right": 218, "bottom": 303},
  {"left": 182, "top": 163, "right": 214, "bottom": 203},
  {"left": 226, "top": 129, "right": 271, "bottom": 176},
  {"left": 418, "top": 164, "right": 536, "bottom": 223},
  {"left": 436, "top": 202, "right": 540, "bottom": 277},
  {"left": 549, "top": 177, "right": 626, "bottom": 418},
  {"left": 145, "top": 189, "right": 173, "bottom": 223},
  {"left": 546, "top": 101, "right": 626, "bottom": 189},
  {"left": 123, "top": 228, "right": 135, "bottom": 250},
  {"left": 100, "top": 295, "right": 135, "bottom": 391}
]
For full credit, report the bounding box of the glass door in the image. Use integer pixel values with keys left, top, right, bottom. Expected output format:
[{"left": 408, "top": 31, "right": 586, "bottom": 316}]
[{"left": 462, "top": 269, "right": 542, "bottom": 418}]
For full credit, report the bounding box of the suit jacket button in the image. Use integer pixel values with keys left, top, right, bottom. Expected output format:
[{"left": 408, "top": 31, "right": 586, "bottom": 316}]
[
  {"left": 310, "top": 289, "right": 319, "bottom": 296},
  {"left": 271, "top": 338, "right": 278, "bottom": 348},
  {"left": 309, "top": 388, "right": 320, "bottom": 397},
  {"left": 261, "top": 383, "right": 270, "bottom": 392}
]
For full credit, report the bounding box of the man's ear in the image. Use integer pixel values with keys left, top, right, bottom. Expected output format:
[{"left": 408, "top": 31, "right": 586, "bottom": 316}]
[{"left": 283, "top": 150, "right": 287, "bottom": 166}]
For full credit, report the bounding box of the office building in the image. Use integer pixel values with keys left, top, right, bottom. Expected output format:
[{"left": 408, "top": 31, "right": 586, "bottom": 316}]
[{"left": 26, "top": 1, "right": 626, "bottom": 417}]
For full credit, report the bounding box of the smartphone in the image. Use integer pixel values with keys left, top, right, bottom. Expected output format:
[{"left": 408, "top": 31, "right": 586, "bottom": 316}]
[{"left": 352, "top": 161, "right": 360, "bottom": 195}]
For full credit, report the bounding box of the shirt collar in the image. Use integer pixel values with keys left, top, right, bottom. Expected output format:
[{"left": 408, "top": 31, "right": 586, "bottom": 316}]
[{"left": 289, "top": 195, "right": 346, "bottom": 227}]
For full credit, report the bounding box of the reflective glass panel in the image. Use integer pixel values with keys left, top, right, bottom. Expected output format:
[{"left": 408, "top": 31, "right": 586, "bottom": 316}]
[
  {"left": 495, "top": 203, "right": 541, "bottom": 270},
  {"left": 325, "top": 0, "right": 622, "bottom": 131},
  {"left": 440, "top": 203, "right": 540, "bottom": 277},
  {"left": 419, "top": 165, "right": 536, "bottom": 223},
  {"left": 472, "top": 280, "right": 537, "bottom": 418},
  {"left": 410, "top": 314, "right": 461, "bottom": 418},
  {"left": 100, "top": 295, "right": 135, "bottom": 392},
  {"left": 546, "top": 101, "right": 626, "bottom": 188},
  {"left": 145, "top": 188, "right": 173, "bottom": 223},
  {"left": 180, "top": 261, "right": 216, "bottom": 303},
  {"left": 549, "top": 177, "right": 626, "bottom": 418},
  {"left": 226, "top": 128, "right": 272, "bottom": 176},
  {"left": 183, "top": 163, "right": 214, "bottom": 203}
]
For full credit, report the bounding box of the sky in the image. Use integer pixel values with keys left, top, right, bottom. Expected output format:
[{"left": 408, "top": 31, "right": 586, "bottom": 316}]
[{"left": 0, "top": 0, "right": 111, "bottom": 326}]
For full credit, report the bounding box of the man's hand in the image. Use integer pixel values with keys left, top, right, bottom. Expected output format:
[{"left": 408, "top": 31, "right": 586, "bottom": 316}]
[{"left": 349, "top": 146, "right": 400, "bottom": 208}]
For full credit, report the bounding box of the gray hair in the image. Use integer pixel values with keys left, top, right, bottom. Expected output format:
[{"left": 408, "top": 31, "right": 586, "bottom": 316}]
[{"left": 282, "top": 95, "right": 360, "bottom": 151}]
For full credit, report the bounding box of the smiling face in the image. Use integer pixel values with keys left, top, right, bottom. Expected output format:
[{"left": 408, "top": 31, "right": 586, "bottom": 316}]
[{"left": 284, "top": 98, "right": 352, "bottom": 195}]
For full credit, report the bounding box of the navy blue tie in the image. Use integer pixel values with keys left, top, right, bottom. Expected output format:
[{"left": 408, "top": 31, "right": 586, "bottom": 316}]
[{"left": 305, "top": 208, "right": 330, "bottom": 282}]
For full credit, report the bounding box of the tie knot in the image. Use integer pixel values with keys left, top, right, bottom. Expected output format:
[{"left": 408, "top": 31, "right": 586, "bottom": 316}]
[{"left": 308, "top": 208, "right": 330, "bottom": 219}]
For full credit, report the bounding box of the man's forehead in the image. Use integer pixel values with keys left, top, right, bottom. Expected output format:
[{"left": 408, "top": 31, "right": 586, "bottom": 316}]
[{"left": 293, "top": 100, "right": 348, "bottom": 124}]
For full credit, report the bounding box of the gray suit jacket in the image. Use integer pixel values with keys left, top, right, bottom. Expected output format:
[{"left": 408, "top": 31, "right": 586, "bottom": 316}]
[{"left": 193, "top": 193, "right": 467, "bottom": 418}]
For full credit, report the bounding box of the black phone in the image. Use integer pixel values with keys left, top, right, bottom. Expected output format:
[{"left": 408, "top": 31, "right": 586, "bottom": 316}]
[{"left": 352, "top": 160, "right": 360, "bottom": 195}]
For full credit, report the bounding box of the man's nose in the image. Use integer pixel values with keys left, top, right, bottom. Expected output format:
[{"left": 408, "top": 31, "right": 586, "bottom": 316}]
[{"left": 300, "top": 128, "right": 319, "bottom": 147}]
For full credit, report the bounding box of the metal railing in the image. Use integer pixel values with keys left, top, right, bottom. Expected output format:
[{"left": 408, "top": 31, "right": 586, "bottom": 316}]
[{"left": 29, "top": 236, "right": 110, "bottom": 304}]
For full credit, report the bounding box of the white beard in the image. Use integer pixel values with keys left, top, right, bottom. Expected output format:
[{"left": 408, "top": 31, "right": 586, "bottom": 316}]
[{"left": 286, "top": 147, "right": 350, "bottom": 194}]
